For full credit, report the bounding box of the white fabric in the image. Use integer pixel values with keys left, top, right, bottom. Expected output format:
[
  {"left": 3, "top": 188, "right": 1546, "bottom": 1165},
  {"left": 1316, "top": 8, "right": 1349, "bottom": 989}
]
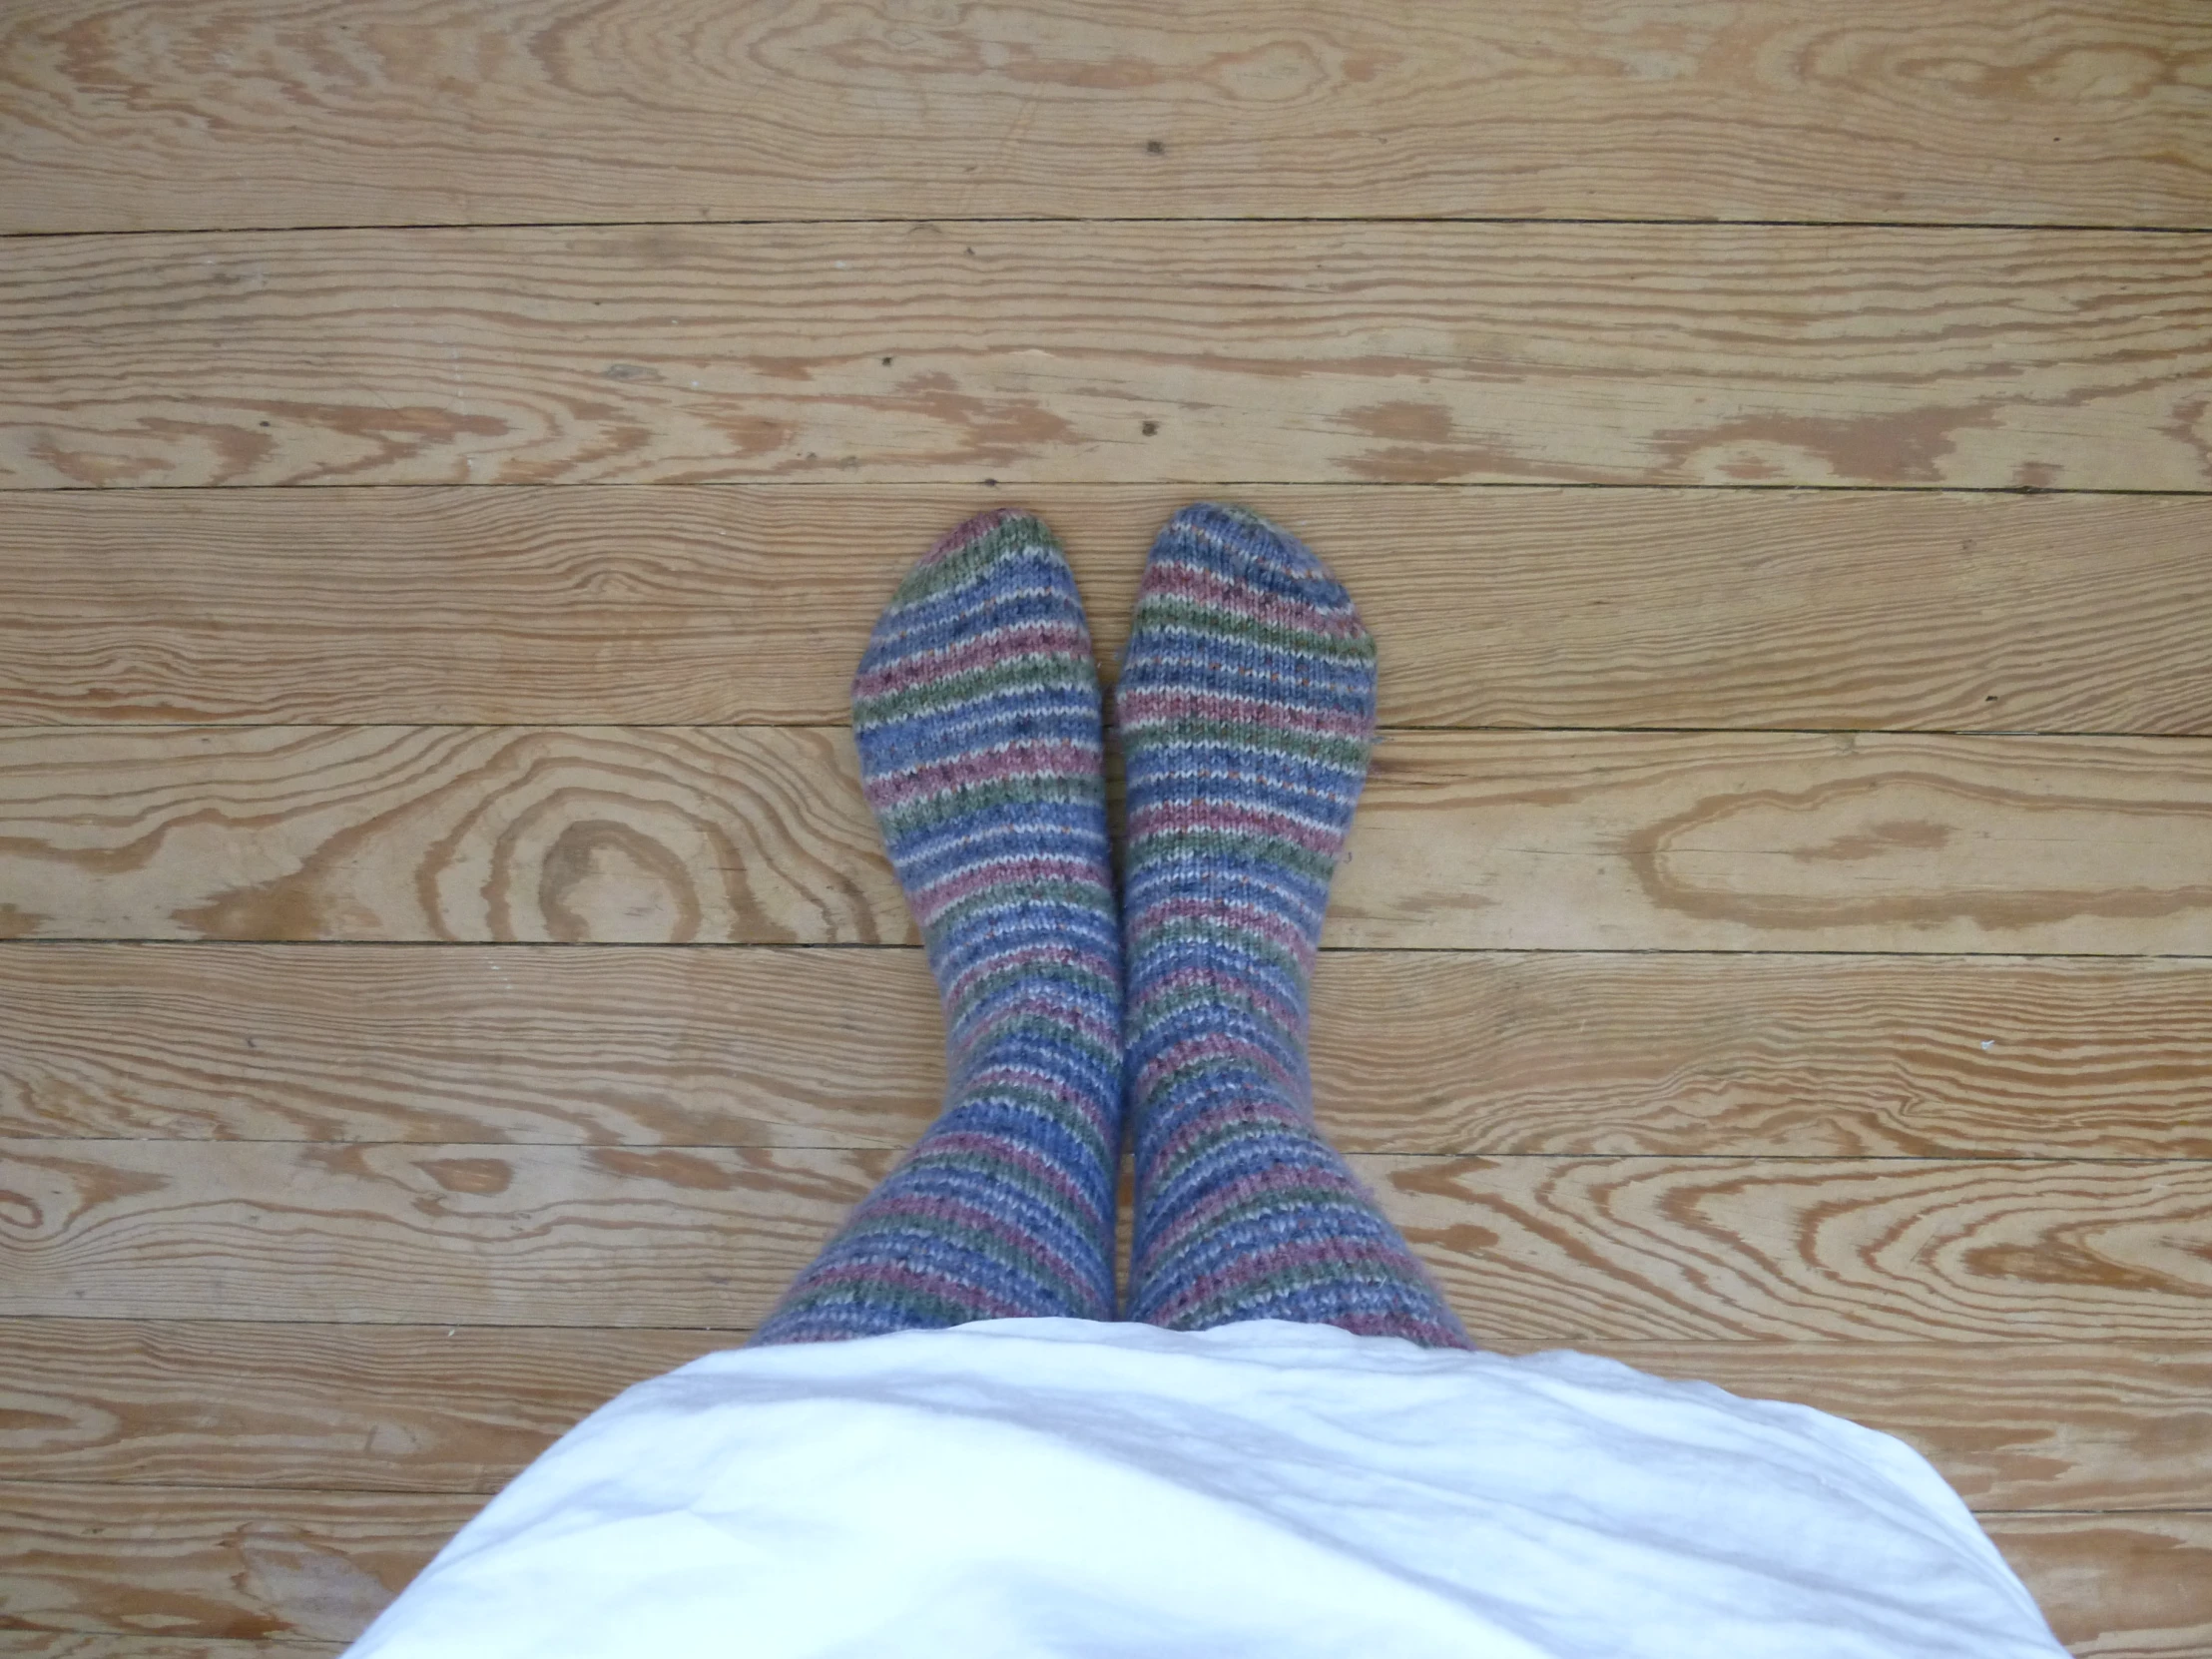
[{"left": 347, "top": 1318, "right": 2064, "bottom": 1659}]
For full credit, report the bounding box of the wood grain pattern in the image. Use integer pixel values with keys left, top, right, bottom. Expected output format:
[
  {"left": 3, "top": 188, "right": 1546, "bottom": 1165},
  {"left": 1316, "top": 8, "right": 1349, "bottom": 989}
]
[
  {"left": 8, "top": 944, "right": 2212, "bottom": 1159},
  {"left": 1983, "top": 1512, "right": 2212, "bottom": 1658},
  {"left": 7, "top": 726, "right": 2210, "bottom": 953},
  {"left": 0, "top": 1137, "right": 879, "bottom": 1330},
  {"left": 1307, "top": 952, "right": 2212, "bottom": 1158},
  {"left": 0, "top": 1321, "right": 732, "bottom": 1497},
  {"left": 0, "top": 726, "right": 896, "bottom": 946},
  {"left": 8, "top": 3, "right": 2205, "bottom": 1647},
  {"left": 0, "top": 1482, "right": 471, "bottom": 1642},
  {"left": 7, "top": 224, "right": 2208, "bottom": 491},
  {"left": 0, "top": 1479, "right": 2197, "bottom": 1649},
  {"left": 1340, "top": 730, "right": 2212, "bottom": 954},
  {"left": 5, "top": 1318, "right": 2206, "bottom": 1512},
  {"left": 0, "top": 944, "right": 940, "bottom": 1150},
  {"left": 6, "top": 0, "right": 2209, "bottom": 233},
  {"left": 5, "top": 1139, "right": 2207, "bottom": 1339},
  {"left": 1382, "top": 1155, "right": 2212, "bottom": 1343},
  {"left": 8, "top": 485, "right": 2212, "bottom": 734}
]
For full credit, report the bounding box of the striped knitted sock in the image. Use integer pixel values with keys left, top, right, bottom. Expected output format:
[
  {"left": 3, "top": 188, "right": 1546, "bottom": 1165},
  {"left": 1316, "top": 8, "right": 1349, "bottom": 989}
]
[
  {"left": 752, "top": 509, "right": 1121, "bottom": 1345},
  {"left": 1119, "top": 504, "right": 1472, "bottom": 1349}
]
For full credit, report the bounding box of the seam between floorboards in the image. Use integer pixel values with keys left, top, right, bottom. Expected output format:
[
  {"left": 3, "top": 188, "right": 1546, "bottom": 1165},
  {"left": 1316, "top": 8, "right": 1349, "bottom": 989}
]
[
  {"left": 6, "top": 940, "right": 2212, "bottom": 961},
  {"left": 6, "top": 214, "right": 2211, "bottom": 239},
  {"left": 6, "top": 480, "right": 2212, "bottom": 498}
]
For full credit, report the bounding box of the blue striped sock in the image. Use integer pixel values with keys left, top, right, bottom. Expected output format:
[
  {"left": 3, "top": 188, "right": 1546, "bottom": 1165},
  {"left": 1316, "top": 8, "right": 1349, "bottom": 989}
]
[
  {"left": 1119, "top": 504, "right": 1472, "bottom": 1349},
  {"left": 753, "top": 510, "right": 1122, "bottom": 1345}
]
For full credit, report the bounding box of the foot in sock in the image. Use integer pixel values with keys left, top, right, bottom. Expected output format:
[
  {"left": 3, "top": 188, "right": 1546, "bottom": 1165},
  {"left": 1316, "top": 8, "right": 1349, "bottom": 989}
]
[
  {"left": 1118, "top": 503, "right": 1472, "bottom": 1349},
  {"left": 752, "top": 509, "right": 1122, "bottom": 1345}
]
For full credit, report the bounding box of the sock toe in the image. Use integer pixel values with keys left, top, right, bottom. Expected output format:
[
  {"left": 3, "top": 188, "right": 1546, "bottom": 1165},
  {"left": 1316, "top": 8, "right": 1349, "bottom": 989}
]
[
  {"left": 1154, "top": 503, "right": 1363, "bottom": 625},
  {"left": 854, "top": 511, "right": 1095, "bottom": 745},
  {"left": 877, "top": 506, "right": 1075, "bottom": 621}
]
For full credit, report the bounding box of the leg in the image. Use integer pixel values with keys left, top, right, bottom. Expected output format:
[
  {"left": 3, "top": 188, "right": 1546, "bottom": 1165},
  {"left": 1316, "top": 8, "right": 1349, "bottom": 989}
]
[
  {"left": 1118, "top": 504, "right": 1472, "bottom": 1349},
  {"left": 752, "top": 510, "right": 1122, "bottom": 1345}
]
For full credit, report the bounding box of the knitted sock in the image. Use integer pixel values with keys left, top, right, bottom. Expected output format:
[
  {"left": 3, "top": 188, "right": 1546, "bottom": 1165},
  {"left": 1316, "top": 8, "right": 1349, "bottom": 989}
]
[
  {"left": 1118, "top": 504, "right": 1472, "bottom": 1349},
  {"left": 752, "top": 510, "right": 1121, "bottom": 1345}
]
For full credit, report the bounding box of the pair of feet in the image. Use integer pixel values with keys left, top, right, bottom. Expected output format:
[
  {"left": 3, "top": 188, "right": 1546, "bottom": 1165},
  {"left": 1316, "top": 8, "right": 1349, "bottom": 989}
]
[{"left": 752, "top": 505, "right": 1467, "bottom": 1350}]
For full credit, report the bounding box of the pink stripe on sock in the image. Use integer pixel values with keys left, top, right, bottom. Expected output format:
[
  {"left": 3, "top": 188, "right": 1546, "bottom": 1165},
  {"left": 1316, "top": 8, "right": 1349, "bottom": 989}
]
[
  {"left": 1143, "top": 1235, "right": 1446, "bottom": 1328},
  {"left": 864, "top": 740, "right": 1097, "bottom": 809},
  {"left": 1132, "top": 1030, "right": 1304, "bottom": 1104},
  {"left": 1134, "top": 962, "right": 1307, "bottom": 1034},
  {"left": 853, "top": 619, "right": 1090, "bottom": 699},
  {"left": 908, "top": 853, "right": 1103, "bottom": 925},
  {"left": 1140, "top": 1088, "right": 1310, "bottom": 1183},
  {"left": 1117, "top": 686, "right": 1373, "bottom": 738},
  {"left": 921, "top": 506, "right": 1030, "bottom": 565},
  {"left": 942, "top": 940, "right": 1112, "bottom": 1006},
  {"left": 1126, "top": 894, "right": 1319, "bottom": 970},
  {"left": 797, "top": 1260, "right": 1041, "bottom": 1321},
  {"left": 908, "top": 1132, "right": 1103, "bottom": 1217},
  {"left": 950, "top": 995, "right": 1121, "bottom": 1059},
  {"left": 945, "top": 1056, "right": 1120, "bottom": 1127},
  {"left": 1141, "top": 559, "right": 1367, "bottom": 639},
  {"left": 1142, "top": 1169, "right": 1374, "bottom": 1264},
  {"left": 1124, "top": 798, "right": 1345, "bottom": 857}
]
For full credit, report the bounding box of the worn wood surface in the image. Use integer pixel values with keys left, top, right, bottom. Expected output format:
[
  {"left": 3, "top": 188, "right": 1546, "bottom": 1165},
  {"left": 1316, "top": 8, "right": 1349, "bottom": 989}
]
[
  {"left": 6, "top": 1138, "right": 2208, "bottom": 1340},
  {"left": 6, "top": 726, "right": 2210, "bottom": 953},
  {"left": 0, "top": 726, "right": 896, "bottom": 947},
  {"left": 1341, "top": 730, "right": 2212, "bottom": 954},
  {"left": 0, "top": 1483, "right": 473, "bottom": 1643},
  {"left": 4, "top": 1318, "right": 2207, "bottom": 1513},
  {"left": 7, "top": 485, "right": 2211, "bottom": 734},
  {"left": 6, "top": 0, "right": 2210, "bottom": 234},
  {"left": 0, "top": 1477, "right": 2197, "bottom": 1649},
  {"left": 1984, "top": 1513, "right": 2212, "bottom": 1658},
  {"left": 7, "top": 225, "right": 2209, "bottom": 492},
  {"left": 7, "top": 944, "right": 2211, "bottom": 1159}
]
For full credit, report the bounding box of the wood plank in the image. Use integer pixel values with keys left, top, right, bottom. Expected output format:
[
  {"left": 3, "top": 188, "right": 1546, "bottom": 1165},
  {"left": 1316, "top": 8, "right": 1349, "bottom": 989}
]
[
  {"left": 5, "top": 1139, "right": 2207, "bottom": 1339},
  {"left": 1984, "top": 1512, "right": 2212, "bottom": 1658},
  {"left": 0, "top": 1136, "right": 870, "bottom": 1330},
  {"left": 0, "top": 726, "right": 898, "bottom": 947},
  {"left": 1340, "top": 730, "right": 2212, "bottom": 954},
  {"left": 8, "top": 944, "right": 2212, "bottom": 1159},
  {"left": 0, "top": 1321, "right": 731, "bottom": 1497},
  {"left": 0, "top": 1482, "right": 470, "bottom": 1642},
  {"left": 8, "top": 485, "right": 2212, "bottom": 734},
  {"left": 0, "top": 945, "right": 939, "bottom": 1150},
  {"left": 1382, "top": 1155, "right": 2212, "bottom": 1343},
  {"left": 7, "top": 727, "right": 2211, "bottom": 953},
  {"left": 1309, "top": 953, "right": 2212, "bottom": 1158},
  {"left": 6, "top": 0, "right": 2208, "bottom": 234},
  {"left": 5, "top": 1319, "right": 2205, "bottom": 1512},
  {"left": 7, "top": 225, "right": 2207, "bottom": 492},
  {"left": 0, "top": 1480, "right": 2197, "bottom": 1651}
]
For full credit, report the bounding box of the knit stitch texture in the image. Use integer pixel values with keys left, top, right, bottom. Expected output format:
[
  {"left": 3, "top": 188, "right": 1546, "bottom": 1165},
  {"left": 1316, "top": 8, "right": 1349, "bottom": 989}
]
[
  {"left": 752, "top": 509, "right": 1121, "bottom": 1344},
  {"left": 1119, "top": 504, "right": 1472, "bottom": 1349}
]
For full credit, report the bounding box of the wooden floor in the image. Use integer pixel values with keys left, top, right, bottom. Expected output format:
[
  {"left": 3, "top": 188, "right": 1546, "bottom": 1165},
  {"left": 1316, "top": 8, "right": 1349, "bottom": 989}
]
[{"left": 4, "top": 2, "right": 2211, "bottom": 1652}]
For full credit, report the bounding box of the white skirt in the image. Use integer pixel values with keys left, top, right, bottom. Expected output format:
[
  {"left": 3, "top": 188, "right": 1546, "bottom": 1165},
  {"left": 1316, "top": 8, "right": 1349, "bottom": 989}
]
[{"left": 346, "top": 1318, "right": 2065, "bottom": 1659}]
